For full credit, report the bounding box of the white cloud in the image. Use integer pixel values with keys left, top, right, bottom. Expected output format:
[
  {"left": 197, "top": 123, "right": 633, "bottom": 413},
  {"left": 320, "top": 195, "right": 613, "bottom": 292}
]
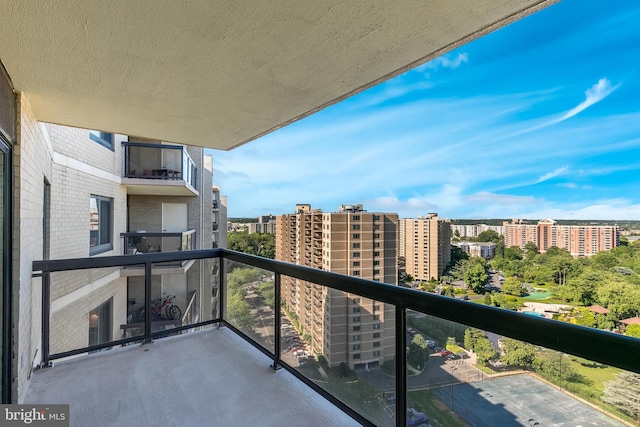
[
  {"left": 418, "top": 53, "right": 469, "bottom": 71},
  {"left": 536, "top": 166, "right": 569, "bottom": 183},
  {"left": 558, "top": 182, "right": 578, "bottom": 188},
  {"left": 558, "top": 78, "right": 621, "bottom": 121}
]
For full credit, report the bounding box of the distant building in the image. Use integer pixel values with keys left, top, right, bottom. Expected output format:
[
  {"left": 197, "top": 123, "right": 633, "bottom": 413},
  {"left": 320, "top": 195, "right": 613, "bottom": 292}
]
[
  {"left": 275, "top": 204, "right": 398, "bottom": 369},
  {"left": 451, "top": 223, "right": 504, "bottom": 239},
  {"left": 503, "top": 219, "right": 620, "bottom": 257},
  {"left": 248, "top": 214, "right": 276, "bottom": 234},
  {"left": 454, "top": 242, "right": 497, "bottom": 260},
  {"left": 400, "top": 213, "right": 451, "bottom": 281}
]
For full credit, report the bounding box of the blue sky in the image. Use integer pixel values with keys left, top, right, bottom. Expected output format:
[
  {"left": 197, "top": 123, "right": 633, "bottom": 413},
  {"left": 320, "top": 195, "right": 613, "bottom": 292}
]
[{"left": 208, "top": 1, "right": 640, "bottom": 220}]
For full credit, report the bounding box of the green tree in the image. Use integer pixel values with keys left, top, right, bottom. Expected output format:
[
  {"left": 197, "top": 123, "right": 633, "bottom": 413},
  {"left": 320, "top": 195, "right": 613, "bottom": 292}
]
[
  {"left": 602, "top": 371, "right": 640, "bottom": 420},
  {"left": 464, "top": 261, "right": 488, "bottom": 293},
  {"left": 624, "top": 324, "right": 640, "bottom": 338},
  {"left": 228, "top": 231, "right": 275, "bottom": 258},
  {"left": 504, "top": 246, "right": 523, "bottom": 261},
  {"left": 483, "top": 293, "right": 492, "bottom": 305},
  {"left": 474, "top": 230, "right": 500, "bottom": 243},
  {"left": 524, "top": 242, "right": 539, "bottom": 260},
  {"left": 499, "top": 338, "right": 536, "bottom": 368},
  {"left": 474, "top": 335, "right": 497, "bottom": 365},
  {"left": 408, "top": 334, "right": 429, "bottom": 370},
  {"left": 502, "top": 277, "right": 524, "bottom": 297}
]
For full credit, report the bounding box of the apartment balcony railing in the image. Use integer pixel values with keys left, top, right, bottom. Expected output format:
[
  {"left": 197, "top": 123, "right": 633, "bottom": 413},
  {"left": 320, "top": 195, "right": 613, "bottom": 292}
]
[
  {"left": 31, "top": 249, "right": 640, "bottom": 427},
  {"left": 212, "top": 200, "right": 219, "bottom": 210},
  {"left": 122, "top": 142, "right": 198, "bottom": 196},
  {"left": 120, "top": 230, "right": 195, "bottom": 273}
]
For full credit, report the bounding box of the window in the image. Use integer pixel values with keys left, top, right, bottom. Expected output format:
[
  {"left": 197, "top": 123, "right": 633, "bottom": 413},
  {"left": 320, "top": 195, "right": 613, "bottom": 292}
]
[
  {"left": 352, "top": 344, "right": 360, "bottom": 350},
  {"left": 373, "top": 304, "right": 380, "bottom": 311},
  {"left": 374, "top": 225, "right": 380, "bottom": 230},
  {"left": 374, "top": 251, "right": 380, "bottom": 256},
  {"left": 353, "top": 252, "right": 360, "bottom": 257},
  {"left": 353, "top": 354, "right": 361, "bottom": 360},
  {"left": 373, "top": 341, "right": 381, "bottom": 348},
  {"left": 373, "top": 323, "right": 381, "bottom": 330},
  {"left": 90, "top": 195, "right": 113, "bottom": 255},
  {"left": 353, "top": 307, "right": 361, "bottom": 313},
  {"left": 89, "top": 131, "right": 114, "bottom": 150},
  {"left": 353, "top": 224, "right": 360, "bottom": 230},
  {"left": 353, "top": 261, "right": 360, "bottom": 267},
  {"left": 353, "top": 243, "right": 360, "bottom": 249},
  {"left": 353, "top": 233, "right": 360, "bottom": 239},
  {"left": 374, "top": 233, "right": 380, "bottom": 238},
  {"left": 373, "top": 351, "right": 381, "bottom": 357},
  {"left": 373, "top": 314, "right": 380, "bottom": 320},
  {"left": 353, "top": 215, "right": 360, "bottom": 220},
  {"left": 373, "top": 215, "right": 380, "bottom": 220},
  {"left": 374, "top": 243, "right": 380, "bottom": 248},
  {"left": 353, "top": 270, "right": 360, "bottom": 276},
  {"left": 373, "top": 269, "right": 380, "bottom": 275},
  {"left": 373, "top": 333, "right": 381, "bottom": 339},
  {"left": 353, "top": 317, "right": 361, "bottom": 323},
  {"left": 352, "top": 298, "right": 360, "bottom": 303},
  {"left": 89, "top": 298, "right": 112, "bottom": 350},
  {"left": 353, "top": 326, "right": 360, "bottom": 332},
  {"left": 373, "top": 260, "right": 380, "bottom": 265},
  {"left": 353, "top": 334, "right": 361, "bottom": 340}
]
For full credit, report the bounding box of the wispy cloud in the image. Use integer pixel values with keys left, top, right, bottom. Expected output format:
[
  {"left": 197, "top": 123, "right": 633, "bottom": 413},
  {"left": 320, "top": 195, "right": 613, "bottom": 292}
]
[
  {"left": 536, "top": 166, "right": 569, "bottom": 183},
  {"left": 416, "top": 53, "right": 469, "bottom": 73},
  {"left": 558, "top": 78, "right": 621, "bottom": 121}
]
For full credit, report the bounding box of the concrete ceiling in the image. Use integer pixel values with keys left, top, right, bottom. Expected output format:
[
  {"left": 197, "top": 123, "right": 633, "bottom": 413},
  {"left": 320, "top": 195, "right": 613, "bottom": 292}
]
[{"left": 0, "top": 1, "right": 555, "bottom": 150}]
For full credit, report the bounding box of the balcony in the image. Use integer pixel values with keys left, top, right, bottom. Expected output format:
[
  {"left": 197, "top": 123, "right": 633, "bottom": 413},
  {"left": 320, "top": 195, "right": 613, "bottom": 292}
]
[
  {"left": 121, "top": 142, "right": 198, "bottom": 196},
  {"left": 30, "top": 250, "right": 640, "bottom": 427},
  {"left": 120, "top": 230, "right": 196, "bottom": 275}
]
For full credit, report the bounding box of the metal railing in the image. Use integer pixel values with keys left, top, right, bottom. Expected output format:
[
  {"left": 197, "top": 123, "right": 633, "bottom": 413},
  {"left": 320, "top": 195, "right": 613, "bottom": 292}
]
[
  {"left": 31, "top": 249, "right": 640, "bottom": 427},
  {"left": 122, "top": 142, "right": 197, "bottom": 189},
  {"left": 120, "top": 229, "right": 195, "bottom": 255}
]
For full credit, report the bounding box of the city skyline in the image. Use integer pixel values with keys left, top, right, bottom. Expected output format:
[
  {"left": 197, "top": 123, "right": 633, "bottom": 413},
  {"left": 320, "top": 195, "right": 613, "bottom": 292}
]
[{"left": 209, "top": 0, "right": 640, "bottom": 220}]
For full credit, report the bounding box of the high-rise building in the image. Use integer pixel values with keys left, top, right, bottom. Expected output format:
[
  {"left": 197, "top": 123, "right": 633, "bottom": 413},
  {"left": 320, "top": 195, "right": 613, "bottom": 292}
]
[
  {"left": 503, "top": 219, "right": 620, "bottom": 257},
  {"left": 400, "top": 213, "right": 452, "bottom": 281},
  {"left": 276, "top": 204, "right": 398, "bottom": 369}
]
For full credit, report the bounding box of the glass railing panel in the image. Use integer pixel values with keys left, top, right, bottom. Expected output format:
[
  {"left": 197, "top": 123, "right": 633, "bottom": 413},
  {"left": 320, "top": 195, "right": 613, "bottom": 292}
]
[
  {"left": 405, "top": 311, "right": 631, "bottom": 427},
  {"left": 279, "top": 274, "right": 395, "bottom": 427},
  {"left": 223, "top": 259, "right": 276, "bottom": 353},
  {"left": 124, "top": 144, "right": 185, "bottom": 180},
  {"left": 48, "top": 266, "right": 145, "bottom": 357}
]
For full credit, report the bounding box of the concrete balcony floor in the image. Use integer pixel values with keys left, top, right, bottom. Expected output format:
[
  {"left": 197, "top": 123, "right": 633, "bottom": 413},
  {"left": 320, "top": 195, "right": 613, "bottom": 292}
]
[{"left": 25, "top": 328, "right": 359, "bottom": 427}]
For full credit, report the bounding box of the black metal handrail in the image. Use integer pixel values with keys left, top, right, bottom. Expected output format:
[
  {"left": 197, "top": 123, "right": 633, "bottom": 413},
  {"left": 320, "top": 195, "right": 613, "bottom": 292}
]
[{"left": 32, "top": 249, "right": 640, "bottom": 427}]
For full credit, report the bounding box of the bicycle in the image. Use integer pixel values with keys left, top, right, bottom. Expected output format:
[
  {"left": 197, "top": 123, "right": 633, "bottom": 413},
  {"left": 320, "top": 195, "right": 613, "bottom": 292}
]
[{"left": 136, "top": 295, "right": 182, "bottom": 322}]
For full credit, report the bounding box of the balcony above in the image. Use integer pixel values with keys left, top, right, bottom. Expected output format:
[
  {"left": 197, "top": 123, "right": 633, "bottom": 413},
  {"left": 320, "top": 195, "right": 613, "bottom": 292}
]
[
  {"left": 122, "top": 142, "right": 198, "bottom": 197},
  {"left": 25, "top": 328, "right": 358, "bottom": 427}
]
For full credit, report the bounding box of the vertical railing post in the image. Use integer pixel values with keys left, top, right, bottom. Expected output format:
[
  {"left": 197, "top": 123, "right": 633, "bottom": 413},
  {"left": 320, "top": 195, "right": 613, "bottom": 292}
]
[
  {"left": 218, "top": 253, "right": 224, "bottom": 328},
  {"left": 41, "top": 271, "right": 51, "bottom": 367},
  {"left": 271, "top": 272, "right": 282, "bottom": 370},
  {"left": 395, "top": 306, "right": 407, "bottom": 427},
  {"left": 144, "top": 261, "right": 152, "bottom": 343}
]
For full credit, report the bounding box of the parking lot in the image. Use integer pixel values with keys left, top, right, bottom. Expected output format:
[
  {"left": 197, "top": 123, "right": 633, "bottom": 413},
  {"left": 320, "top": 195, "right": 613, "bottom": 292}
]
[{"left": 432, "top": 374, "right": 624, "bottom": 427}]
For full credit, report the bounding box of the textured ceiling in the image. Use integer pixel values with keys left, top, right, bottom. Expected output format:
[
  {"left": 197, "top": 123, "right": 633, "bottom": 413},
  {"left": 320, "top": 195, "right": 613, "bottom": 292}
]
[{"left": 0, "top": 0, "right": 555, "bottom": 150}]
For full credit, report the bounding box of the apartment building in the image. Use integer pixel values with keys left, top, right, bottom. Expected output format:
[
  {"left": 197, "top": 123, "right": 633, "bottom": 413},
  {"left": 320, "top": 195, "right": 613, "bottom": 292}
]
[
  {"left": 276, "top": 204, "right": 398, "bottom": 369},
  {"left": 451, "top": 223, "right": 504, "bottom": 239},
  {"left": 211, "top": 184, "right": 228, "bottom": 249},
  {"left": 453, "top": 242, "right": 497, "bottom": 260},
  {"left": 504, "top": 219, "right": 620, "bottom": 257},
  {"left": 9, "top": 101, "right": 223, "bottom": 400},
  {"left": 248, "top": 214, "right": 276, "bottom": 234},
  {"left": 400, "top": 214, "right": 452, "bottom": 281}
]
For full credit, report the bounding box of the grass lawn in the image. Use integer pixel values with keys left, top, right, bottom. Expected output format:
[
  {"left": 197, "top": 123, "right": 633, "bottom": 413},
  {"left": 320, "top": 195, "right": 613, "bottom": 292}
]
[
  {"left": 409, "top": 389, "right": 469, "bottom": 427},
  {"left": 567, "top": 355, "right": 622, "bottom": 395}
]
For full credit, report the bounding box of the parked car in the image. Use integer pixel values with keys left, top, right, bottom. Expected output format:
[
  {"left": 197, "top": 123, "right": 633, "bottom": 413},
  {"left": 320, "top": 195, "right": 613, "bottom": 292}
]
[
  {"left": 407, "top": 408, "right": 428, "bottom": 426},
  {"left": 439, "top": 349, "right": 452, "bottom": 357},
  {"left": 425, "top": 339, "right": 435, "bottom": 348}
]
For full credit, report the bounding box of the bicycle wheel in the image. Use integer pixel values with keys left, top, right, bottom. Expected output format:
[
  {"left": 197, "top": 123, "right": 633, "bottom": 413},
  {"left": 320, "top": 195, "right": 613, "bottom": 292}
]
[
  {"left": 136, "top": 306, "right": 146, "bottom": 322},
  {"left": 166, "top": 304, "right": 182, "bottom": 320}
]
